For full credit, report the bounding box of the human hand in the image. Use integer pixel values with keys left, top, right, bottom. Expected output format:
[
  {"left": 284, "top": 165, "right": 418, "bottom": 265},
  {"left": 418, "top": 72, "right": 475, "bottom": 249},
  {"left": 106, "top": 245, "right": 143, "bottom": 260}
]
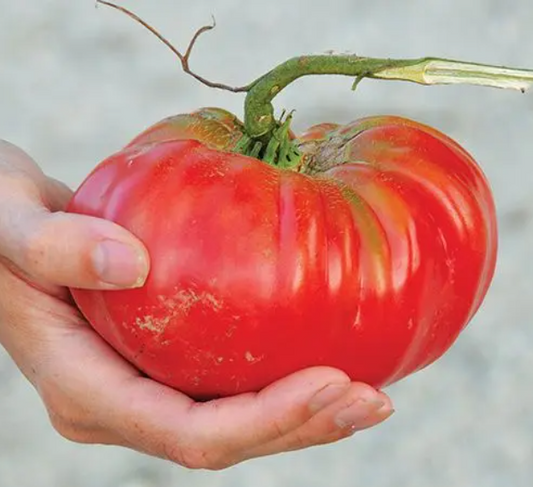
[{"left": 0, "top": 140, "right": 394, "bottom": 470}]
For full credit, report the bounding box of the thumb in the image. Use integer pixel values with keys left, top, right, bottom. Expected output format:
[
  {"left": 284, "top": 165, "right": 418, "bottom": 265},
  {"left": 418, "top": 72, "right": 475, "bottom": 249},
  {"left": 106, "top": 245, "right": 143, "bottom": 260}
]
[{"left": 0, "top": 203, "right": 149, "bottom": 290}]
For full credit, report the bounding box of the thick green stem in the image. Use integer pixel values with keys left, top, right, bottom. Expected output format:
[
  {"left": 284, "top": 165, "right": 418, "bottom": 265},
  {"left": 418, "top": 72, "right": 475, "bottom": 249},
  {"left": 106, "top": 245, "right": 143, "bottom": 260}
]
[
  {"left": 94, "top": 1, "right": 533, "bottom": 148},
  {"left": 243, "top": 55, "right": 533, "bottom": 139},
  {"left": 95, "top": 0, "right": 533, "bottom": 159}
]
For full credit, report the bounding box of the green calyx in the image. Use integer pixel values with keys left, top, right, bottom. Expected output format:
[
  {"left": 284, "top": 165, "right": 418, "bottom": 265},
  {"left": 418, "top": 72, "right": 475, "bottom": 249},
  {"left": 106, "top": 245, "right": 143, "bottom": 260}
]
[{"left": 234, "top": 111, "right": 303, "bottom": 170}]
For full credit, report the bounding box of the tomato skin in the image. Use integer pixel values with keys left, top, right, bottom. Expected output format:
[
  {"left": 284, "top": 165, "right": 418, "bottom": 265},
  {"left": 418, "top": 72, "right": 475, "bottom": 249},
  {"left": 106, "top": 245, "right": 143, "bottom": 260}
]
[{"left": 67, "top": 108, "right": 497, "bottom": 399}]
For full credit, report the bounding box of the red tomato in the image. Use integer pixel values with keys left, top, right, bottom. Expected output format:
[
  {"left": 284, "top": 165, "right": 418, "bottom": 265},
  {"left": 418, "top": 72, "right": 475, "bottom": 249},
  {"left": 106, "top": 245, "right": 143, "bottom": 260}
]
[{"left": 67, "top": 107, "right": 497, "bottom": 400}]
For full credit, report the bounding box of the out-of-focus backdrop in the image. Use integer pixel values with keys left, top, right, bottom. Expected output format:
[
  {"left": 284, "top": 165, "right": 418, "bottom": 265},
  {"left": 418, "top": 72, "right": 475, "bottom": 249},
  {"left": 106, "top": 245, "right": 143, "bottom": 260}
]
[{"left": 1, "top": 1, "right": 532, "bottom": 486}]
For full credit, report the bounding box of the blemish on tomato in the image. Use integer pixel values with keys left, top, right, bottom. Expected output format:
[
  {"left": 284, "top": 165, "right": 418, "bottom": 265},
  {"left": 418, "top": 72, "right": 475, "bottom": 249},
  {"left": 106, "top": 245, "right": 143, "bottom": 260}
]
[
  {"left": 245, "top": 351, "right": 264, "bottom": 363},
  {"left": 158, "top": 289, "right": 223, "bottom": 315},
  {"left": 134, "top": 315, "right": 170, "bottom": 334}
]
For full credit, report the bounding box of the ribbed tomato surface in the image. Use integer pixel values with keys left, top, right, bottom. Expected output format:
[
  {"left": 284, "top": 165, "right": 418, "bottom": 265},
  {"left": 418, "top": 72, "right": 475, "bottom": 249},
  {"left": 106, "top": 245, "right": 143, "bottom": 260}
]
[{"left": 68, "top": 108, "right": 497, "bottom": 399}]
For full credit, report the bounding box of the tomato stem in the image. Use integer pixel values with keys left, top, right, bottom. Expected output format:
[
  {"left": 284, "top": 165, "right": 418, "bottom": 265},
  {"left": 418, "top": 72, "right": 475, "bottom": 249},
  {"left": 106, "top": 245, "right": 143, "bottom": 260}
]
[
  {"left": 243, "top": 55, "right": 533, "bottom": 139},
  {"left": 96, "top": 0, "right": 249, "bottom": 93},
  {"left": 96, "top": 1, "right": 533, "bottom": 161}
]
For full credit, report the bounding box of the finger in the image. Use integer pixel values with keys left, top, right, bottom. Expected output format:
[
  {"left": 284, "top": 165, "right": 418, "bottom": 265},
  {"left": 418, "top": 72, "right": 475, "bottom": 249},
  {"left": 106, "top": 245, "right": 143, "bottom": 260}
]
[
  {"left": 44, "top": 176, "right": 74, "bottom": 211},
  {"left": 95, "top": 367, "right": 391, "bottom": 469},
  {"left": 0, "top": 203, "right": 149, "bottom": 289},
  {"left": 0, "top": 139, "right": 45, "bottom": 180},
  {"left": 0, "top": 140, "right": 74, "bottom": 211},
  {"left": 244, "top": 388, "right": 394, "bottom": 459}
]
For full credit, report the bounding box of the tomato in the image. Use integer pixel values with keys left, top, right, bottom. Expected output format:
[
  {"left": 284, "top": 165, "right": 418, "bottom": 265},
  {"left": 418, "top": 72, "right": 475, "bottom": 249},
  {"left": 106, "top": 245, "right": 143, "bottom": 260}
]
[{"left": 67, "top": 107, "right": 497, "bottom": 400}]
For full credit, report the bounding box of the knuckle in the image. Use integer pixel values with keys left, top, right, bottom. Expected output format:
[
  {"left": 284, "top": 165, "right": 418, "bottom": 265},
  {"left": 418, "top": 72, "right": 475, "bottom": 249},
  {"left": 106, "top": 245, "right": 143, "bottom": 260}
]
[
  {"left": 284, "top": 427, "right": 309, "bottom": 451},
  {"left": 317, "top": 427, "right": 355, "bottom": 447},
  {"left": 162, "top": 442, "right": 202, "bottom": 469},
  {"left": 18, "top": 216, "right": 54, "bottom": 274},
  {"left": 0, "top": 169, "right": 41, "bottom": 200},
  {"left": 270, "top": 416, "right": 287, "bottom": 441},
  {"left": 162, "top": 442, "right": 233, "bottom": 471},
  {"left": 39, "top": 380, "right": 95, "bottom": 445},
  {"left": 48, "top": 411, "right": 93, "bottom": 444}
]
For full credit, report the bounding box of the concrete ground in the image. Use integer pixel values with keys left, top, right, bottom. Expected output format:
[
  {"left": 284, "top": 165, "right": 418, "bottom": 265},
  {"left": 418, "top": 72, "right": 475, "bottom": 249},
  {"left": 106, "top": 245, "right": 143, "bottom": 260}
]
[{"left": 1, "top": 1, "right": 532, "bottom": 486}]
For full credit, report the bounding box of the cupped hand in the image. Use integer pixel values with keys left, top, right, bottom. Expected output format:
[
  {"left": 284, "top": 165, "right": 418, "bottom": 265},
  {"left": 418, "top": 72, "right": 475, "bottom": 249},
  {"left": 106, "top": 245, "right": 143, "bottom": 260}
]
[{"left": 0, "top": 140, "right": 394, "bottom": 470}]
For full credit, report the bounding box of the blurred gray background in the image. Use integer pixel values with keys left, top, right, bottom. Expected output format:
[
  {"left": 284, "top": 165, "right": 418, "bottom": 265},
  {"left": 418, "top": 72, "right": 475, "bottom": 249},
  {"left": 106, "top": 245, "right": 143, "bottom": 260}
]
[{"left": 1, "top": 1, "right": 533, "bottom": 486}]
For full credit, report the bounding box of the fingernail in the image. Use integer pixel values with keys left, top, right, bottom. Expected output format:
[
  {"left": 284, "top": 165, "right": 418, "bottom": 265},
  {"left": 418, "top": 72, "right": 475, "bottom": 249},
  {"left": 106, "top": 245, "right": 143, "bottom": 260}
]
[
  {"left": 92, "top": 240, "right": 148, "bottom": 288},
  {"left": 335, "top": 397, "right": 390, "bottom": 429},
  {"left": 308, "top": 383, "right": 351, "bottom": 414}
]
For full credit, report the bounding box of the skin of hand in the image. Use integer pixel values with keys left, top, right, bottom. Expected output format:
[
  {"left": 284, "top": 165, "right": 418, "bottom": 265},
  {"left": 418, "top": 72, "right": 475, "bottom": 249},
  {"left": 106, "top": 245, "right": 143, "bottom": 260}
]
[{"left": 0, "top": 139, "right": 394, "bottom": 470}]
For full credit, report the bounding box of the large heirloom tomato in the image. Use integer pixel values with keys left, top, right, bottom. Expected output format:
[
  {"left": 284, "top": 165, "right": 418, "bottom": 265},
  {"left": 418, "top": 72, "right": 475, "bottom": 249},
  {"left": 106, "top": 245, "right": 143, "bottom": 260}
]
[{"left": 67, "top": 106, "right": 497, "bottom": 399}]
